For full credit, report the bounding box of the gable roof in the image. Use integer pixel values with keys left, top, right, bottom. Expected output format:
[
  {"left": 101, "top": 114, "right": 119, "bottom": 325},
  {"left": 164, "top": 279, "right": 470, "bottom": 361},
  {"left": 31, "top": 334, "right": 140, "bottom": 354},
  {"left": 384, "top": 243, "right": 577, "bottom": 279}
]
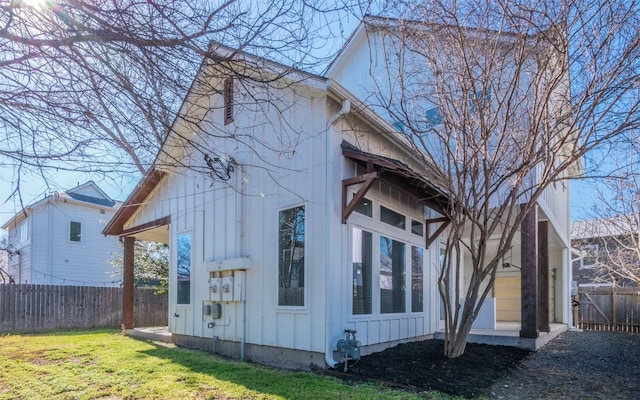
[
  {"left": 572, "top": 216, "right": 639, "bottom": 240},
  {"left": 1, "top": 181, "right": 119, "bottom": 230},
  {"left": 65, "top": 181, "right": 116, "bottom": 207},
  {"left": 103, "top": 44, "right": 331, "bottom": 237},
  {"left": 102, "top": 169, "right": 166, "bottom": 236},
  {"left": 104, "top": 34, "right": 454, "bottom": 237}
]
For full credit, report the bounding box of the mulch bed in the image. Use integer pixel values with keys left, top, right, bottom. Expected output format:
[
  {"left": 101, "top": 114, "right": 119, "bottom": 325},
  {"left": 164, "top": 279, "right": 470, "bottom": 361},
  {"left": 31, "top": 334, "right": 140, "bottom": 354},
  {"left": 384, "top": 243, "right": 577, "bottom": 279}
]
[
  {"left": 325, "top": 331, "right": 640, "bottom": 399},
  {"left": 330, "top": 339, "right": 531, "bottom": 398}
]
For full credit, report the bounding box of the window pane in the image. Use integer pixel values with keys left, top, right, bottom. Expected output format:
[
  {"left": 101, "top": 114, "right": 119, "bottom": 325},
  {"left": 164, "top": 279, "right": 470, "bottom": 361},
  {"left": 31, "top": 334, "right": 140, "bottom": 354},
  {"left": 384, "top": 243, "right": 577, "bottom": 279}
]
[
  {"left": 177, "top": 234, "right": 191, "bottom": 304},
  {"left": 426, "top": 106, "right": 443, "bottom": 127},
  {"left": 352, "top": 228, "right": 372, "bottom": 315},
  {"left": 278, "top": 206, "right": 305, "bottom": 306},
  {"left": 412, "top": 246, "right": 424, "bottom": 312},
  {"left": 380, "top": 236, "right": 405, "bottom": 313},
  {"left": 70, "top": 221, "right": 81, "bottom": 242},
  {"left": 380, "top": 205, "right": 406, "bottom": 229},
  {"left": 19, "top": 221, "right": 28, "bottom": 243},
  {"left": 353, "top": 195, "right": 372, "bottom": 217},
  {"left": 412, "top": 220, "right": 424, "bottom": 236}
]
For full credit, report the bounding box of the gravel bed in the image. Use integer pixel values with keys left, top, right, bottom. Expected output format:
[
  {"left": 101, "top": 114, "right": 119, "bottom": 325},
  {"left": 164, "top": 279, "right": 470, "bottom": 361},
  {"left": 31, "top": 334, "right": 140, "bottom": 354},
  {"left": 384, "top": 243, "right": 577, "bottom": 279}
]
[{"left": 488, "top": 330, "right": 640, "bottom": 399}]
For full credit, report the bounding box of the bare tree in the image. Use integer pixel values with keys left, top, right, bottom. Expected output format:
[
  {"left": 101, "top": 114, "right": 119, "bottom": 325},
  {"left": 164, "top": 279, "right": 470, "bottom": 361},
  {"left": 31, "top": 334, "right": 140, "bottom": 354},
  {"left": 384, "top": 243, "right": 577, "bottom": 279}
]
[
  {"left": 110, "top": 240, "right": 169, "bottom": 292},
  {"left": 0, "top": 236, "right": 15, "bottom": 283},
  {"left": 0, "top": 0, "right": 366, "bottom": 208},
  {"left": 366, "top": 0, "right": 640, "bottom": 357},
  {"left": 577, "top": 130, "right": 640, "bottom": 286}
]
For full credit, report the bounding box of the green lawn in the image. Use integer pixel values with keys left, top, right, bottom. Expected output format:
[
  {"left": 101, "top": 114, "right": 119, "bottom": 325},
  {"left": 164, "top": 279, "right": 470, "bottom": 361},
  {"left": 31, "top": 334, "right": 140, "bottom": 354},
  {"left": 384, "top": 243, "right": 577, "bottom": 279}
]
[{"left": 0, "top": 330, "right": 453, "bottom": 399}]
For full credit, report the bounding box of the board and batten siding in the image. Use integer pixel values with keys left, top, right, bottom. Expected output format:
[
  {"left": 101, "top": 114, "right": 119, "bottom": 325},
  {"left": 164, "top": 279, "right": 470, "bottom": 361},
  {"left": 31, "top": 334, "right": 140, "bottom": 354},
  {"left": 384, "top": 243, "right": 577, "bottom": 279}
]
[
  {"left": 325, "top": 114, "right": 439, "bottom": 350},
  {"left": 125, "top": 79, "right": 331, "bottom": 354},
  {"left": 41, "top": 201, "right": 120, "bottom": 286}
]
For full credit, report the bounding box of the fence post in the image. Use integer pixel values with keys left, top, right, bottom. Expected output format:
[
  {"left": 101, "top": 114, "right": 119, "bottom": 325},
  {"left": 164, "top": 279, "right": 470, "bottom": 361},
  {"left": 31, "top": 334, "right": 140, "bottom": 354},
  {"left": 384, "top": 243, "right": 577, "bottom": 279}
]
[{"left": 612, "top": 286, "right": 617, "bottom": 329}]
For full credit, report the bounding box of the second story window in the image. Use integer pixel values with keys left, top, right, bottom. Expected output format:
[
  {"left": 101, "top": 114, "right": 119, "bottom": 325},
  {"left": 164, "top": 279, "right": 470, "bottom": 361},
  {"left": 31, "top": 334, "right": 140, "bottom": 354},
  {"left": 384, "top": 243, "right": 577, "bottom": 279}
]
[
  {"left": 19, "top": 220, "right": 28, "bottom": 244},
  {"left": 70, "top": 221, "right": 82, "bottom": 242}
]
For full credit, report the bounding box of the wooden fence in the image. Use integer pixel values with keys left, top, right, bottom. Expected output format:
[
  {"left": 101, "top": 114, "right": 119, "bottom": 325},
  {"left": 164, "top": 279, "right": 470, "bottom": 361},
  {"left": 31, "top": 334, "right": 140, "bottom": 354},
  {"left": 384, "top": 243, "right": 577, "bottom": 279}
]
[
  {"left": 0, "top": 284, "right": 167, "bottom": 332},
  {"left": 575, "top": 286, "right": 640, "bottom": 333}
]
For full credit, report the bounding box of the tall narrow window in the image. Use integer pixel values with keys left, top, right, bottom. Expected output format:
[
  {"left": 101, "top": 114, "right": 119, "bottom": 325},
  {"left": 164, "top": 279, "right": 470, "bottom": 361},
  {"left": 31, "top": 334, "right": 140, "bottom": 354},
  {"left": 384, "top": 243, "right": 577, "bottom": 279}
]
[
  {"left": 411, "top": 246, "right": 424, "bottom": 312},
  {"left": 224, "top": 77, "right": 234, "bottom": 125},
  {"left": 19, "top": 220, "right": 28, "bottom": 243},
  {"left": 380, "top": 236, "right": 405, "bottom": 313},
  {"left": 176, "top": 234, "right": 191, "bottom": 305},
  {"left": 70, "top": 221, "right": 82, "bottom": 242},
  {"left": 352, "top": 228, "right": 373, "bottom": 315},
  {"left": 278, "top": 205, "right": 305, "bottom": 306}
]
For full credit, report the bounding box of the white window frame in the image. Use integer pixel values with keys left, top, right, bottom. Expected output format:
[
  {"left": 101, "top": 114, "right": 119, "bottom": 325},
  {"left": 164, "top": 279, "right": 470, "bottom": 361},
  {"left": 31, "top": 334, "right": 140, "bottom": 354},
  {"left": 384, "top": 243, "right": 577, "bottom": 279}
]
[
  {"left": 348, "top": 191, "right": 426, "bottom": 318},
  {"left": 276, "top": 203, "right": 307, "bottom": 309},
  {"left": 69, "top": 221, "right": 82, "bottom": 243}
]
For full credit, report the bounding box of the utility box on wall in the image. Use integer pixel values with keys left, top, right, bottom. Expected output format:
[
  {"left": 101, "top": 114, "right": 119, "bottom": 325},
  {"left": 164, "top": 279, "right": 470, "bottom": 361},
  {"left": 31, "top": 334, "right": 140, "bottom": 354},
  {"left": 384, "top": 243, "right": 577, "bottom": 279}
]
[
  {"left": 210, "top": 276, "right": 222, "bottom": 302},
  {"left": 221, "top": 276, "right": 234, "bottom": 302},
  {"left": 211, "top": 302, "right": 222, "bottom": 319}
]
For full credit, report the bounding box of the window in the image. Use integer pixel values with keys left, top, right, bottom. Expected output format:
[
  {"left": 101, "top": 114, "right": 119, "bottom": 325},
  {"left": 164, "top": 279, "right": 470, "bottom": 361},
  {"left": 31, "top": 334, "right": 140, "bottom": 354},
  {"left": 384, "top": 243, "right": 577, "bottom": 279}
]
[
  {"left": 224, "top": 77, "right": 234, "bottom": 125},
  {"left": 411, "top": 246, "right": 424, "bottom": 312},
  {"left": 176, "top": 234, "right": 191, "bottom": 304},
  {"left": 426, "top": 106, "right": 443, "bottom": 127},
  {"left": 380, "top": 236, "right": 405, "bottom": 313},
  {"left": 392, "top": 120, "right": 405, "bottom": 133},
  {"left": 352, "top": 228, "right": 373, "bottom": 315},
  {"left": 19, "top": 220, "right": 28, "bottom": 243},
  {"left": 380, "top": 205, "right": 406, "bottom": 229},
  {"left": 278, "top": 205, "right": 305, "bottom": 306},
  {"left": 354, "top": 196, "right": 372, "bottom": 218},
  {"left": 469, "top": 87, "right": 492, "bottom": 113},
  {"left": 69, "top": 221, "right": 81, "bottom": 242},
  {"left": 581, "top": 243, "right": 600, "bottom": 269},
  {"left": 411, "top": 220, "right": 424, "bottom": 236}
]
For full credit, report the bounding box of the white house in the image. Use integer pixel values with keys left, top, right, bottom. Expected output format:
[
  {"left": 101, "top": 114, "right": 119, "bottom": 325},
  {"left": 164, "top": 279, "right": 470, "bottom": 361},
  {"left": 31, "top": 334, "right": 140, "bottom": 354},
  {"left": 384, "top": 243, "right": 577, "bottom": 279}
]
[
  {"left": 2, "top": 181, "right": 122, "bottom": 286},
  {"left": 104, "top": 16, "right": 576, "bottom": 369}
]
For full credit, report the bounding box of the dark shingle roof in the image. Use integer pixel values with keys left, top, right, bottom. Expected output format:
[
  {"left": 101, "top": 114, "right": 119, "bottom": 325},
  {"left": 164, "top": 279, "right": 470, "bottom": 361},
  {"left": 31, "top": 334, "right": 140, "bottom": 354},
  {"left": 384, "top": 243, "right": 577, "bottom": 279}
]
[{"left": 65, "top": 192, "right": 116, "bottom": 208}]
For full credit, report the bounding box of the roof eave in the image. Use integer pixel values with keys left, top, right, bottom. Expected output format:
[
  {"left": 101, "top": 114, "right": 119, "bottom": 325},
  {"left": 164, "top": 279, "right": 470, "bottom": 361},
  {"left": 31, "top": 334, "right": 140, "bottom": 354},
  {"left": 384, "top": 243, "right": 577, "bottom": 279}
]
[{"left": 102, "top": 169, "right": 167, "bottom": 237}]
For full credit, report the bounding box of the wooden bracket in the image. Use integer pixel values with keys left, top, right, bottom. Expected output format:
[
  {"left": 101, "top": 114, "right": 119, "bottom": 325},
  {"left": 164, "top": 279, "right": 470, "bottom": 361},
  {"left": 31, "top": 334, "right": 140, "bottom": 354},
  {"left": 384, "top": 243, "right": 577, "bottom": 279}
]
[
  {"left": 342, "top": 172, "right": 379, "bottom": 223},
  {"left": 425, "top": 216, "right": 450, "bottom": 249}
]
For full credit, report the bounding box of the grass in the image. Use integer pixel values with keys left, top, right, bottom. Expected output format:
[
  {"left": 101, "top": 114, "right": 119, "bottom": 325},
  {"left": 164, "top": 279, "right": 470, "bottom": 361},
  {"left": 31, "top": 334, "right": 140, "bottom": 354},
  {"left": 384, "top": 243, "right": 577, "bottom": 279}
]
[{"left": 0, "top": 329, "right": 455, "bottom": 400}]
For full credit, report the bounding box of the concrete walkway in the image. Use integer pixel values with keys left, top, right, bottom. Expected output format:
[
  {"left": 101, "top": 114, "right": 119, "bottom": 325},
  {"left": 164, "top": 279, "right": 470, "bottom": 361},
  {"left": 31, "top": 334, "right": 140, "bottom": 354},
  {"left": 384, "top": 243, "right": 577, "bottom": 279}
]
[{"left": 124, "top": 326, "right": 172, "bottom": 343}]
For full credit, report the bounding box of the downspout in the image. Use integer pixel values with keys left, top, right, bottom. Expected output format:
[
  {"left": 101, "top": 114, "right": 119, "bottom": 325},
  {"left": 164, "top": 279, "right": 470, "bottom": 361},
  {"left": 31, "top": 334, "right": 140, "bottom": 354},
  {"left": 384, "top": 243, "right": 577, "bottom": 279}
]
[{"left": 325, "top": 98, "right": 351, "bottom": 368}]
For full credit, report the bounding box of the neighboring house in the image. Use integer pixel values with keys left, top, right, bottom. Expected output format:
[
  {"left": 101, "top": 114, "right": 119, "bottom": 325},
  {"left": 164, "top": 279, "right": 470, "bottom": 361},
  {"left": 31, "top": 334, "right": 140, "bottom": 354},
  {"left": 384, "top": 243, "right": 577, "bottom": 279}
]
[
  {"left": 104, "top": 16, "right": 576, "bottom": 369},
  {"left": 571, "top": 217, "right": 640, "bottom": 287},
  {"left": 0, "top": 247, "right": 10, "bottom": 283},
  {"left": 1, "top": 181, "right": 122, "bottom": 286}
]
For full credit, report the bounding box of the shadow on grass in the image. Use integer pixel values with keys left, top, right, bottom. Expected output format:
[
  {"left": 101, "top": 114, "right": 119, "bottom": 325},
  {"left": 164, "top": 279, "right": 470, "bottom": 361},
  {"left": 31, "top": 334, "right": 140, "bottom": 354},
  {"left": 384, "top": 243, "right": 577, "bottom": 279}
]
[
  {"left": 136, "top": 340, "right": 367, "bottom": 399},
  {"left": 133, "top": 335, "right": 530, "bottom": 399}
]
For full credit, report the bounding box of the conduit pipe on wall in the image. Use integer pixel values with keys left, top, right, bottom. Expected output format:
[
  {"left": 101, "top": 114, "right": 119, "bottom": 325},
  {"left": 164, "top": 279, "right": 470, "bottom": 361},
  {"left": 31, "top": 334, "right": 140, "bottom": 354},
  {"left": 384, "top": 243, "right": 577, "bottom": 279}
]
[
  {"left": 324, "top": 98, "right": 351, "bottom": 368},
  {"left": 235, "top": 164, "right": 247, "bottom": 361}
]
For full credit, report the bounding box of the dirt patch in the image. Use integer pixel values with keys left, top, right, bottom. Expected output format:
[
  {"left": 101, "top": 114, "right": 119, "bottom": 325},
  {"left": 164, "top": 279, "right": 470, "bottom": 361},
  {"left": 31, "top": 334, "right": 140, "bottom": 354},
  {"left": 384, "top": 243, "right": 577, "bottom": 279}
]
[{"left": 335, "top": 339, "right": 531, "bottom": 398}]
